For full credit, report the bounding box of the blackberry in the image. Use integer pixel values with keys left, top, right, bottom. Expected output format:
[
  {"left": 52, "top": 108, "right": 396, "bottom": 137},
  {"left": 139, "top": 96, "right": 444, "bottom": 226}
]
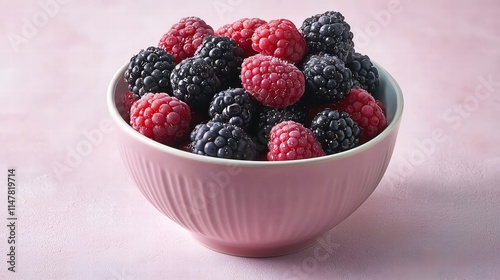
[
  {"left": 346, "top": 53, "right": 379, "bottom": 92},
  {"left": 300, "top": 11, "right": 355, "bottom": 62},
  {"left": 301, "top": 54, "right": 353, "bottom": 103},
  {"left": 208, "top": 88, "right": 254, "bottom": 129},
  {"left": 124, "top": 46, "right": 176, "bottom": 99},
  {"left": 190, "top": 122, "right": 257, "bottom": 160},
  {"left": 310, "top": 109, "right": 360, "bottom": 154},
  {"left": 254, "top": 101, "right": 309, "bottom": 149},
  {"left": 194, "top": 36, "right": 244, "bottom": 89},
  {"left": 170, "top": 57, "right": 221, "bottom": 112}
]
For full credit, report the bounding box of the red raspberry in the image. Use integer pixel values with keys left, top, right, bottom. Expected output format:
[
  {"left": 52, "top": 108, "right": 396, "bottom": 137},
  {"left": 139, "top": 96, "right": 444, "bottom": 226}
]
[
  {"left": 130, "top": 93, "right": 191, "bottom": 145},
  {"left": 251, "top": 19, "right": 307, "bottom": 64},
  {"left": 158, "top": 17, "right": 214, "bottom": 63},
  {"left": 215, "top": 18, "right": 267, "bottom": 57},
  {"left": 122, "top": 91, "right": 138, "bottom": 123},
  {"left": 241, "top": 54, "right": 305, "bottom": 108},
  {"left": 267, "top": 121, "right": 324, "bottom": 161},
  {"left": 329, "top": 88, "right": 387, "bottom": 143}
]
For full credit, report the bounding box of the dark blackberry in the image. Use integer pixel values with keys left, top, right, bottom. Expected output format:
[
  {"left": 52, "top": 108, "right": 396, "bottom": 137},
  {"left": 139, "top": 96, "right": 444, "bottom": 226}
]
[
  {"left": 194, "top": 36, "right": 244, "bottom": 89},
  {"left": 310, "top": 109, "right": 360, "bottom": 154},
  {"left": 301, "top": 54, "right": 353, "bottom": 103},
  {"left": 254, "top": 102, "right": 309, "bottom": 150},
  {"left": 170, "top": 57, "right": 221, "bottom": 112},
  {"left": 300, "top": 11, "right": 355, "bottom": 62},
  {"left": 124, "top": 46, "right": 176, "bottom": 99},
  {"left": 190, "top": 122, "right": 257, "bottom": 160},
  {"left": 346, "top": 52, "right": 379, "bottom": 92},
  {"left": 208, "top": 88, "right": 254, "bottom": 129}
]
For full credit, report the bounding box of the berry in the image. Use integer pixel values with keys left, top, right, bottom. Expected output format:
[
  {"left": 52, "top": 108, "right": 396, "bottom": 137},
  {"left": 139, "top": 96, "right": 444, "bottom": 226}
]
[
  {"left": 241, "top": 54, "right": 305, "bottom": 108},
  {"left": 251, "top": 19, "right": 307, "bottom": 64},
  {"left": 300, "top": 11, "right": 355, "bottom": 62},
  {"left": 130, "top": 93, "right": 191, "bottom": 145},
  {"left": 329, "top": 88, "right": 387, "bottom": 142},
  {"left": 301, "top": 54, "right": 353, "bottom": 103},
  {"left": 124, "top": 46, "right": 176, "bottom": 99},
  {"left": 158, "top": 17, "right": 214, "bottom": 63},
  {"left": 215, "top": 18, "right": 267, "bottom": 57},
  {"left": 209, "top": 88, "right": 254, "bottom": 129},
  {"left": 170, "top": 57, "right": 221, "bottom": 112},
  {"left": 255, "top": 102, "right": 309, "bottom": 149},
  {"left": 190, "top": 122, "right": 257, "bottom": 160},
  {"left": 194, "top": 36, "right": 244, "bottom": 89},
  {"left": 346, "top": 53, "right": 379, "bottom": 92},
  {"left": 123, "top": 91, "right": 138, "bottom": 123},
  {"left": 310, "top": 109, "right": 360, "bottom": 154},
  {"left": 267, "top": 121, "right": 324, "bottom": 161}
]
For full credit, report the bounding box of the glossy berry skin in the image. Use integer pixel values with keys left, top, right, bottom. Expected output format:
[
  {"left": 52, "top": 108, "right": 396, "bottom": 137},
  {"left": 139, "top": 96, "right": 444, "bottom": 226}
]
[
  {"left": 300, "top": 11, "right": 355, "bottom": 62},
  {"left": 241, "top": 54, "right": 305, "bottom": 108},
  {"left": 208, "top": 88, "right": 254, "bottom": 129},
  {"left": 329, "top": 88, "right": 387, "bottom": 142},
  {"left": 301, "top": 54, "right": 353, "bottom": 103},
  {"left": 346, "top": 52, "right": 379, "bottom": 92},
  {"left": 190, "top": 122, "right": 257, "bottom": 160},
  {"left": 251, "top": 19, "right": 307, "bottom": 64},
  {"left": 124, "top": 46, "right": 176, "bottom": 99},
  {"left": 158, "top": 17, "right": 214, "bottom": 63},
  {"left": 130, "top": 93, "right": 191, "bottom": 145},
  {"left": 194, "top": 36, "right": 245, "bottom": 89},
  {"left": 170, "top": 57, "right": 221, "bottom": 112},
  {"left": 215, "top": 18, "right": 267, "bottom": 57},
  {"left": 310, "top": 109, "right": 360, "bottom": 154},
  {"left": 267, "top": 121, "right": 324, "bottom": 161}
]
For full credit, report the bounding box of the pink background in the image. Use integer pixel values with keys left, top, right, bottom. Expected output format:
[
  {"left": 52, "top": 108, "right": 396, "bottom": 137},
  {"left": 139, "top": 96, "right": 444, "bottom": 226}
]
[{"left": 1, "top": 0, "right": 499, "bottom": 279}]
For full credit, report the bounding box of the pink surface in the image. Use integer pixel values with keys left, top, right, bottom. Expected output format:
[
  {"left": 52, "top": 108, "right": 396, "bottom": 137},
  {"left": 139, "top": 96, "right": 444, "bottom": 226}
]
[{"left": 0, "top": 0, "right": 499, "bottom": 279}]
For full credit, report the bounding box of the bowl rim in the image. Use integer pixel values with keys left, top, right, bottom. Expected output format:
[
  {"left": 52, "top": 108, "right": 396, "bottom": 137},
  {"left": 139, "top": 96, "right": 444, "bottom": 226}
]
[{"left": 107, "top": 61, "right": 404, "bottom": 166}]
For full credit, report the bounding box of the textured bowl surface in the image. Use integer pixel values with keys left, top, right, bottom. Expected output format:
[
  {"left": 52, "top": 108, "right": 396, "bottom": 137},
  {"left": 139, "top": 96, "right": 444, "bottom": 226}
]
[{"left": 107, "top": 61, "right": 404, "bottom": 257}]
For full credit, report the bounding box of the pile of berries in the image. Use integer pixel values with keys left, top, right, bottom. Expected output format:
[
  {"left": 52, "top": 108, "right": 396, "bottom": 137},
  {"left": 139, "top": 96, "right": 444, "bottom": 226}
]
[{"left": 122, "top": 12, "right": 387, "bottom": 162}]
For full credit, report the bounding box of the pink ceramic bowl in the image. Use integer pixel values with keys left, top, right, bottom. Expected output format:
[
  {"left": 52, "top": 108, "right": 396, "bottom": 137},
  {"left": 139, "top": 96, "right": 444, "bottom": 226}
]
[{"left": 107, "top": 61, "right": 403, "bottom": 257}]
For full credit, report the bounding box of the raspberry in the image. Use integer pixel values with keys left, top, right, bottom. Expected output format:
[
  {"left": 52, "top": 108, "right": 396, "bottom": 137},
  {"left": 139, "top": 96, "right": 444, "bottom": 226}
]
[
  {"left": 241, "top": 54, "right": 305, "bottom": 108},
  {"left": 130, "top": 93, "right": 191, "bottom": 145},
  {"left": 209, "top": 88, "right": 254, "bottom": 129},
  {"left": 310, "top": 109, "right": 360, "bottom": 154},
  {"left": 123, "top": 91, "right": 138, "bottom": 123},
  {"left": 124, "top": 46, "right": 176, "bottom": 99},
  {"left": 267, "top": 121, "right": 324, "bottom": 161},
  {"left": 301, "top": 54, "right": 353, "bottom": 103},
  {"left": 255, "top": 101, "right": 309, "bottom": 149},
  {"left": 170, "top": 57, "right": 221, "bottom": 112},
  {"left": 346, "top": 52, "right": 379, "bottom": 92},
  {"left": 194, "top": 36, "right": 244, "bottom": 89},
  {"left": 190, "top": 122, "right": 257, "bottom": 160},
  {"left": 328, "top": 88, "right": 387, "bottom": 142},
  {"left": 158, "top": 17, "right": 214, "bottom": 63},
  {"left": 251, "top": 19, "right": 307, "bottom": 64},
  {"left": 300, "top": 11, "right": 355, "bottom": 62},
  {"left": 215, "top": 18, "right": 267, "bottom": 57}
]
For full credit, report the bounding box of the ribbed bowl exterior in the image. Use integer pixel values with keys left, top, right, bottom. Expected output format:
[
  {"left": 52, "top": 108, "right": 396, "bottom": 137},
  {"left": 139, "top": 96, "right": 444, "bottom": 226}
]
[{"left": 108, "top": 62, "right": 403, "bottom": 257}]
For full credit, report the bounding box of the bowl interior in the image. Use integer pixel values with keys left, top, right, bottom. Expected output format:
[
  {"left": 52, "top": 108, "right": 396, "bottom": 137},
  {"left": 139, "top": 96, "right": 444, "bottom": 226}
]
[{"left": 107, "top": 61, "right": 403, "bottom": 165}]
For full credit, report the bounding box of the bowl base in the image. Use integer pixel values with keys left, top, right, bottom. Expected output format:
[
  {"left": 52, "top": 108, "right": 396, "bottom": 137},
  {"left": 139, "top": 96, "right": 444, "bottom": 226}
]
[{"left": 191, "top": 233, "right": 317, "bottom": 258}]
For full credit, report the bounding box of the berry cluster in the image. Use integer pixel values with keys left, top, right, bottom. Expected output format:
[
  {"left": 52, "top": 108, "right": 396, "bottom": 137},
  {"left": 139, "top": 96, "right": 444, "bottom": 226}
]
[{"left": 122, "top": 12, "right": 387, "bottom": 161}]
